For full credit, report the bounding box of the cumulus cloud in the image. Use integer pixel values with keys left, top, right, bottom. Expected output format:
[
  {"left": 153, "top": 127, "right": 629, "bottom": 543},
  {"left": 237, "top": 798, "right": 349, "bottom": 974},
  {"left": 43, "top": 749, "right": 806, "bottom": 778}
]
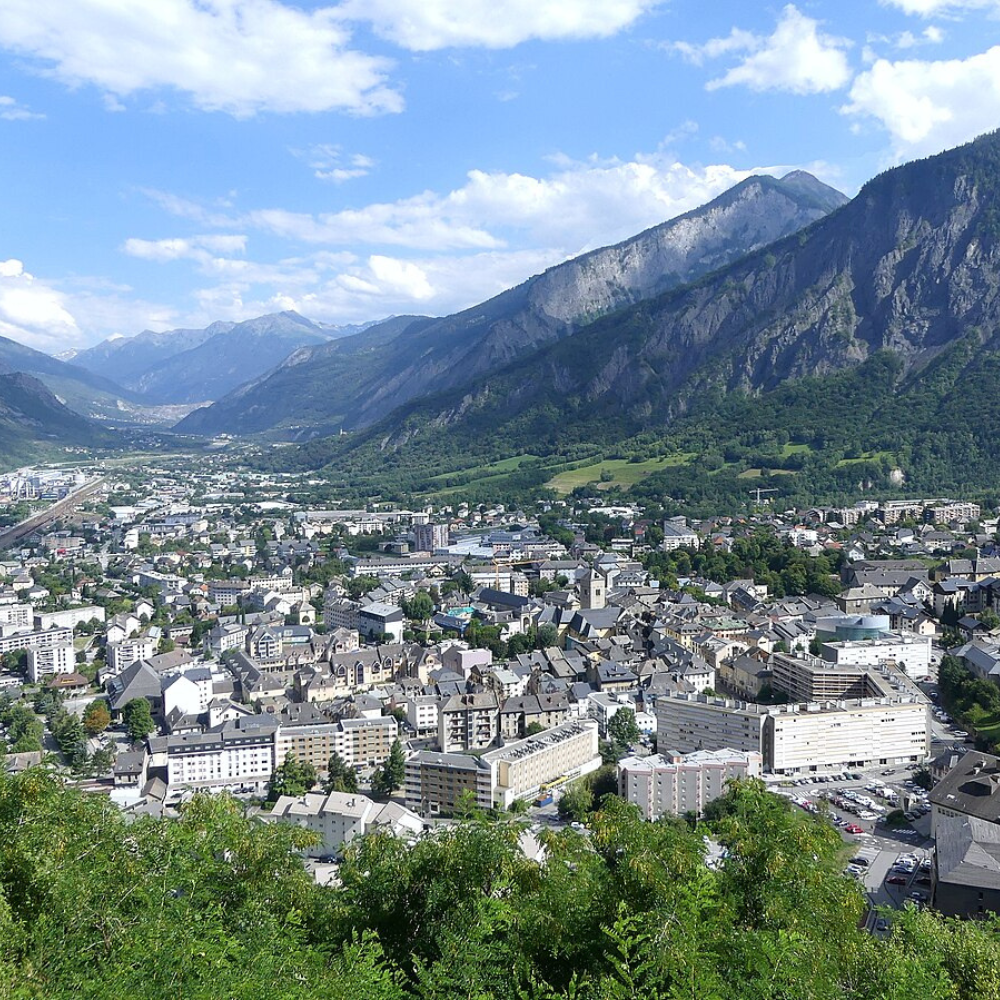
[
  {"left": 336, "top": 0, "right": 662, "bottom": 51},
  {"left": 215, "top": 154, "right": 766, "bottom": 255},
  {"left": 0, "top": 259, "right": 82, "bottom": 351},
  {"left": 676, "top": 5, "right": 852, "bottom": 95},
  {"left": 0, "top": 0, "right": 401, "bottom": 117},
  {"left": 843, "top": 45, "right": 1000, "bottom": 158}
]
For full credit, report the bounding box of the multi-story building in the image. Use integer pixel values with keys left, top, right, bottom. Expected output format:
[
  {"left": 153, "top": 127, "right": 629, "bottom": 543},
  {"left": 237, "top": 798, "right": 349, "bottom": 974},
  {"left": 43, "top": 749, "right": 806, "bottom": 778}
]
[
  {"left": 274, "top": 716, "right": 397, "bottom": 773},
  {"left": 0, "top": 603, "right": 34, "bottom": 634},
  {"left": 153, "top": 715, "right": 279, "bottom": 793},
  {"left": 27, "top": 643, "right": 76, "bottom": 683},
  {"left": 820, "top": 634, "right": 932, "bottom": 680},
  {"left": 661, "top": 519, "right": 699, "bottom": 551},
  {"left": 770, "top": 652, "right": 890, "bottom": 703},
  {"left": 656, "top": 693, "right": 768, "bottom": 758},
  {"left": 324, "top": 597, "right": 361, "bottom": 631},
  {"left": 358, "top": 602, "right": 405, "bottom": 643},
  {"left": 406, "top": 719, "right": 601, "bottom": 814},
  {"left": 656, "top": 691, "right": 929, "bottom": 774},
  {"left": 0, "top": 626, "right": 73, "bottom": 657},
  {"left": 413, "top": 523, "right": 449, "bottom": 552},
  {"left": 437, "top": 692, "right": 499, "bottom": 752},
  {"left": 34, "top": 606, "right": 106, "bottom": 631},
  {"left": 106, "top": 636, "right": 157, "bottom": 674},
  {"left": 618, "top": 748, "right": 763, "bottom": 819}
]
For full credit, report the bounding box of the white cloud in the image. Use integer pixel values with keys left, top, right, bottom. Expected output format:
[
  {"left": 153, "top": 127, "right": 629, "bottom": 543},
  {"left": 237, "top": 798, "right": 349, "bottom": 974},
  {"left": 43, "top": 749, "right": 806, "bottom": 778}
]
[
  {"left": 0, "top": 0, "right": 402, "bottom": 117},
  {"left": 0, "top": 95, "right": 44, "bottom": 120},
  {"left": 843, "top": 46, "right": 1000, "bottom": 157},
  {"left": 122, "top": 234, "right": 248, "bottom": 262},
  {"left": 0, "top": 259, "right": 82, "bottom": 351},
  {"left": 337, "top": 0, "right": 661, "bottom": 51},
  {"left": 293, "top": 144, "right": 375, "bottom": 183},
  {"left": 880, "top": 0, "right": 1000, "bottom": 15},
  {"left": 677, "top": 5, "right": 852, "bottom": 95},
  {"left": 212, "top": 154, "right": 767, "bottom": 255}
]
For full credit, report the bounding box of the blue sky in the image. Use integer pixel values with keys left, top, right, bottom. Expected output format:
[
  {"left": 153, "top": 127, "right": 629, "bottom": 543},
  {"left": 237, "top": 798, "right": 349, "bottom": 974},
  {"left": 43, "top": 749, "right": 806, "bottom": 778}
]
[{"left": 1, "top": 0, "right": 1000, "bottom": 353}]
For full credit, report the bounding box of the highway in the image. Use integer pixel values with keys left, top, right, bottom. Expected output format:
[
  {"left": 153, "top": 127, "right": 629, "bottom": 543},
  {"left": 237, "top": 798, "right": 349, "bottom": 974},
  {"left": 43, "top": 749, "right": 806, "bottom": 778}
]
[{"left": 0, "top": 477, "right": 105, "bottom": 550}]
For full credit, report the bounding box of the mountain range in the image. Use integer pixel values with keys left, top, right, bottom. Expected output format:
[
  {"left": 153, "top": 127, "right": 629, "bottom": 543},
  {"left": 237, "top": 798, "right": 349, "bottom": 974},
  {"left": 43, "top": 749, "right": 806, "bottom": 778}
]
[
  {"left": 176, "top": 170, "right": 846, "bottom": 438},
  {"left": 238, "top": 129, "right": 1000, "bottom": 509}
]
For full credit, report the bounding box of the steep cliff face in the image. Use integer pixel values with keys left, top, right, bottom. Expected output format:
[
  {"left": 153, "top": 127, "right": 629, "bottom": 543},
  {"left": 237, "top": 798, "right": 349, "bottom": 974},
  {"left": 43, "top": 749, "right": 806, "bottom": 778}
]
[
  {"left": 357, "top": 131, "right": 1000, "bottom": 453},
  {"left": 176, "top": 172, "right": 845, "bottom": 437}
]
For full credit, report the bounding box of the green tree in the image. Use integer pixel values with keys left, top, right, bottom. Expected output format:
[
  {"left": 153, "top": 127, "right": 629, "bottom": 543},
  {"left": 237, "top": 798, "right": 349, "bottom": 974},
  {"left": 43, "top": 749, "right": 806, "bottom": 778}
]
[
  {"left": 325, "top": 752, "right": 358, "bottom": 794},
  {"left": 267, "top": 753, "right": 318, "bottom": 802},
  {"left": 372, "top": 739, "right": 406, "bottom": 796},
  {"left": 557, "top": 781, "right": 594, "bottom": 823},
  {"left": 607, "top": 707, "right": 641, "bottom": 746},
  {"left": 122, "top": 698, "right": 156, "bottom": 742},
  {"left": 82, "top": 699, "right": 111, "bottom": 736},
  {"left": 404, "top": 591, "right": 434, "bottom": 622}
]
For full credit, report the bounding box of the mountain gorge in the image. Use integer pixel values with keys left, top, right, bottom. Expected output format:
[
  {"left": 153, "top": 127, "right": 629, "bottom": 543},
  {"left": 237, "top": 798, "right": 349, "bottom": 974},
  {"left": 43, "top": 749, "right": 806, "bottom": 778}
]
[{"left": 177, "top": 171, "right": 846, "bottom": 437}]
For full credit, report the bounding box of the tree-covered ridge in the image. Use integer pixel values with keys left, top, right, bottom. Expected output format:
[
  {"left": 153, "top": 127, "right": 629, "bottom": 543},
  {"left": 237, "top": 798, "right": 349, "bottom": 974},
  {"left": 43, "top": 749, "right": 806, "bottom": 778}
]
[{"left": 1, "top": 768, "right": 999, "bottom": 999}]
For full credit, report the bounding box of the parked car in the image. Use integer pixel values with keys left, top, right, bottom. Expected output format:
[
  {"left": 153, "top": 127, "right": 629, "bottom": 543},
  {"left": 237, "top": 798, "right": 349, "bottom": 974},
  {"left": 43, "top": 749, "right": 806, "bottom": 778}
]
[{"left": 887, "top": 876, "right": 908, "bottom": 886}]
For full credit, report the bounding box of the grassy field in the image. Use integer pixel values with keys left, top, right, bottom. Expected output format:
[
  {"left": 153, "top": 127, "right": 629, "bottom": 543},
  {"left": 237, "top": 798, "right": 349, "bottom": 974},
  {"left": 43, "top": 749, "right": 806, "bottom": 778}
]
[
  {"left": 426, "top": 454, "right": 540, "bottom": 483},
  {"left": 546, "top": 454, "right": 695, "bottom": 494},
  {"left": 737, "top": 468, "right": 797, "bottom": 479}
]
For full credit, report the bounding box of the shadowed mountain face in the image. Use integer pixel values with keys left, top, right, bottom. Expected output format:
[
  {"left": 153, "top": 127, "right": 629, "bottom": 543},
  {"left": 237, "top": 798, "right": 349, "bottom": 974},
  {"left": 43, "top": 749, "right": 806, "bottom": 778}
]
[
  {"left": 250, "top": 130, "right": 1000, "bottom": 506},
  {"left": 175, "top": 171, "right": 847, "bottom": 438}
]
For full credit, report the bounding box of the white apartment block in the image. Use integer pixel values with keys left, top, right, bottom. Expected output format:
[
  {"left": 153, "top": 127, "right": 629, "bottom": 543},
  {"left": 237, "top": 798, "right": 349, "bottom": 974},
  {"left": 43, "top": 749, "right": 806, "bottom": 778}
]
[
  {"left": 107, "top": 636, "right": 157, "bottom": 674},
  {"left": 34, "top": 605, "right": 106, "bottom": 631},
  {"left": 764, "top": 698, "right": 929, "bottom": 774},
  {"left": 618, "top": 748, "right": 763, "bottom": 820},
  {"left": 821, "top": 634, "right": 932, "bottom": 679},
  {"left": 153, "top": 717, "right": 279, "bottom": 793},
  {"left": 0, "top": 603, "right": 33, "bottom": 634},
  {"left": 406, "top": 694, "right": 440, "bottom": 734},
  {"left": 0, "top": 627, "right": 73, "bottom": 657},
  {"left": 274, "top": 716, "right": 398, "bottom": 773},
  {"left": 655, "top": 691, "right": 929, "bottom": 774},
  {"left": 27, "top": 643, "right": 76, "bottom": 683}
]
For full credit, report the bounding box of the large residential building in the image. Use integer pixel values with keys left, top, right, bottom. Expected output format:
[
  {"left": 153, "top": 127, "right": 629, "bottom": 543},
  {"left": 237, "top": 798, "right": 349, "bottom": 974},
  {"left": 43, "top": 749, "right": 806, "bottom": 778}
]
[
  {"left": 413, "top": 523, "right": 449, "bottom": 553},
  {"left": 26, "top": 643, "right": 76, "bottom": 683},
  {"left": 0, "top": 603, "right": 33, "bottom": 634},
  {"left": 770, "top": 652, "right": 892, "bottom": 703},
  {"left": 618, "top": 748, "right": 763, "bottom": 819},
  {"left": 107, "top": 636, "right": 158, "bottom": 674},
  {"left": 151, "top": 715, "right": 280, "bottom": 793},
  {"left": 437, "top": 692, "right": 499, "bottom": 753},
  {"left": 406, "top": 719, "right": 601, "bottom": 814},
  {"left": 0, "top": 626, "right": 73, "bottom": 657},
  {"left": 820, "top": 634, "right": 932, "bottom": 680},
  {"left": 656, "top": 692, "right": 928, "bottom": 774},
  {"left": 33, "top": 606, "right": 106, "bottom": 631},
  {"left": 358, "top": 602, "right": 405, "bottom": 643},
  {"left": 274, "top": 716, "right": 398, "bottom": 773}
]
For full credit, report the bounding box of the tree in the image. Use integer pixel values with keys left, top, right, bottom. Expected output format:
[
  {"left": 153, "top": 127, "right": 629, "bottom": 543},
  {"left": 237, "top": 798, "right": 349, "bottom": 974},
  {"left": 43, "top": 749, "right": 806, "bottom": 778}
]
[
  {"left": 325, "top": 752, "right": 359, "bottom": 794},
  {"left": 524, "top": 721, "right": 547, "bottom": 737},
  {"left": 557, "top": 781, "right": 594, "bottom": 823},
  {"left": 82, "top": 699, "right": 111, "bottom": 735},
  {"left": 607, "top": 707, "right": 641, "bottom": 746},
  {"left": 267, "top": 753, "right": 318, "bottom": 802},
  {"left": 404, "top": 591, "right": 434, "bottom": 622},
  {"left": 372, "top": 739, "right": 406, "bottom": 796},
  {"left": 123, "top": 698, "right": 156, "bottom": 742}
]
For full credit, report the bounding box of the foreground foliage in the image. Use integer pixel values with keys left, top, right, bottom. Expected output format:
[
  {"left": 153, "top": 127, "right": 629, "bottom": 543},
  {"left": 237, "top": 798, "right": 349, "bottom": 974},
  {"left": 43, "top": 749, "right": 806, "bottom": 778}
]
[{"left": 0, "top": 771, "right": 998, "bottom": 998}]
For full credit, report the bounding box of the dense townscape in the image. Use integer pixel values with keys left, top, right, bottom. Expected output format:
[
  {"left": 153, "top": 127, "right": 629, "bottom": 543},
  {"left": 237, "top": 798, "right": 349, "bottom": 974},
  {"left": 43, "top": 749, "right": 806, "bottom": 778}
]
[{"left": 3, "top": 459, "right": 1000, "bottom": 966}]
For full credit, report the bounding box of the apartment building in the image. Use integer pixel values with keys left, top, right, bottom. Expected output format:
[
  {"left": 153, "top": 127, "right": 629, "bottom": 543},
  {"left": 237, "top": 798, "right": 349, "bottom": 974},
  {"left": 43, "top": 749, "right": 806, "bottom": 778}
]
[
  {"left": 821, "top": 634, "right": 932, "bottom": 680},
  {"left": 0, "top": 603, "right": 33, "bottom": 635},
  {"left": 656, "top": 693, "right": 768, "bottom": 758},
  {"left": 437, "top": 692, "right": 499, "bottom": 753},
  {"left": 618, "top": 748, "right": 763, "bottom": 820},
  {"left": 106, "top": 636, "right": 157, "bottom": 674},
  {"left": 406, "top": 719, "right": 601, "bottom": 814},
  {"left": 770, "top": 652, "right": 890, "bottom": 703},
  {"left": 27, "top": 643, "right": 76, "bottom": 683},
  {"left": 34, "top": 606, "right": 106, "bottom": 631},
  {"left": 0, "top": 626, "right": 73, "bottom": 657},
  {"left": 274, "top": 716, "right": 397, "bottom": 772}
]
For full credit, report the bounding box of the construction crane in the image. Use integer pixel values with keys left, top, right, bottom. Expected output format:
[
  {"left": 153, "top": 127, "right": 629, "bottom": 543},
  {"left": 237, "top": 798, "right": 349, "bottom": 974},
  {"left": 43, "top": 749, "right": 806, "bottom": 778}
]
[{"left": 748, "top": 487, "right": 779, "bottom": 505}]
